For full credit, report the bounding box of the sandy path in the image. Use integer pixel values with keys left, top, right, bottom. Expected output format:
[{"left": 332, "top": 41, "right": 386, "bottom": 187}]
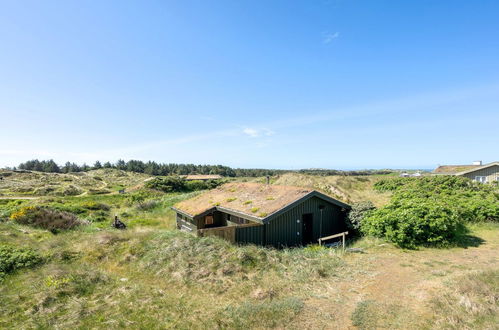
[{"left": 0, "top": 196, "right": 39, "bottom": 200}]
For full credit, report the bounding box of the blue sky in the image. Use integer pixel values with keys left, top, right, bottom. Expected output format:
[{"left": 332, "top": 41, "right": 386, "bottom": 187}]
[{"left": 0, "top": 0, "right": 498, "bottom": 169}]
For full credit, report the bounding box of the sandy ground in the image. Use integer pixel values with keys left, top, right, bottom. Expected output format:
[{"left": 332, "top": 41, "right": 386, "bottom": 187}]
[{"left": 293, "top": 229, "right": 499, "bottom": 329}]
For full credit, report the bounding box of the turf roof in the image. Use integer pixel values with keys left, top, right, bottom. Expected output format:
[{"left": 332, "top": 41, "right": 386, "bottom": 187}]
[
  {"left": 433, "top": 165, "right": 480, "bottom": 174},
  {"left": 173, "top": 182, "right": 313, "bottom": 219}
]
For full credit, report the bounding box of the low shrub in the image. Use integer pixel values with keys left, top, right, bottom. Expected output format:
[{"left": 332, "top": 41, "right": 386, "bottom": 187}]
[
  {"left": 145, "top": 176, "right": 186, "bottom": 192},
  {"left": 145, "top": 176, "right": 223, "bottom": 193},
  {"left": 364, "top": 176, "right": 498, "bottom": 248},
  {"left": 0, "top": 245, "right": 43, "bottom": 281},
  {"left": 362, "top": 198, "right": 464, "bottom": 248},
  {"left": 347, "top": 201, "right": 376, "bottom": 232},
  {"left": 59, "top": 185, "right": 83, "bottom": 196},
  {"left": 0, "top": 199, "right": 27, "bottom": 221},
  {"left": 80, "top": 201, "right": 110, "bottom": 211},
  {"left": 135, "top": 199, "right": 160, "bottom": 211},
  {"left": 10, "top": 206, "right": 85, "bottom": 232}
]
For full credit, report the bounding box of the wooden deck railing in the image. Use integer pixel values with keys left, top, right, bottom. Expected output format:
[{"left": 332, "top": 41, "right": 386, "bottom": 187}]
[{"left": 318, "top": 231, "right": 349, "bottom": 250}]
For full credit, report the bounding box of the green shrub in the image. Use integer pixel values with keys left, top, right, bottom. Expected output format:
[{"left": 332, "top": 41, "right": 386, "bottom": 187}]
[
  {"left": 0, "top": 199, "right": 27, "bottom": 221},
  {"left": 145, "top": 176, "right": 186, "bottom": 192},
  {"left": 362, "top": 198, "right": 464, "bottom": 248},
  {"left": 10, "top": 206, "right": 85, "bottom": 232},
  {"left": 373, "top": 176, "right": 476, "bottom": 193},
  {"left": 366, "top": 175, "right": 498, "bottom": 248},
  {"left": 0, "top": 245, "right": 43, "bottom": 281},
  {"left": 146, "top": 177, "right": 223, "bottom": 193},
  {"left": 80, "top": 201, "right": 110, "bottom": 211},
  {"left": 347, "top": 201, "right": 376, "bottom": 232}
]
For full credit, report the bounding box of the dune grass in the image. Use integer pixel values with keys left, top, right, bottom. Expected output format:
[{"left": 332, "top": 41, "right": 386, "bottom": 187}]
[{"left": 1, "top": 172, "right": 498, "bottom": 329}]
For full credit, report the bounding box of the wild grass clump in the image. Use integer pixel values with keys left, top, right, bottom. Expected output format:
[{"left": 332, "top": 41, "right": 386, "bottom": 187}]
[
  {"left": 217, "top": 297, "right": 304, "bottom": 329},
  {"left": 135, "top": 199, "right": 160, "bottom": 211},
  {"left": 0, "top": 244, "right": 43, "bottom": 281},
  {"left": 351, "top": 299, "right": 411, "bottom": 329},
  {"left": 429, "top": 269, "right": 499, "bottom": 329},
  {"left": 138, "top": 231, "right": 344, "bottom": 292},
  {"left": 10, "top": 206, "right": 85, "bottom": 232}
]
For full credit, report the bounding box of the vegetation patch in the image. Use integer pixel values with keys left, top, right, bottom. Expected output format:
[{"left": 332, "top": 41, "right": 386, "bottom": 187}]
[
  {"left": 10, "top": 206, "right": 86, "bottom": 232},
  {"left": 351, "top": 299, "right": 412, "bottom": 329},
  {"left": 347, "top": 201, "right": 375, "bottom": 233},
  {"left": 217, "top": 297, "right": 304, "bottom": 329},
  {"left": 145, "top": 176, "right": 223, "bottom": 193},
  {"left": 0, "top": 244, "right": 43, "bottom": 281},
  {"left": 362, "top": 176, "right": 499, "bottom": 248},
  {"left": 429, "top": 269, "right": 499, "bottom": 329}
]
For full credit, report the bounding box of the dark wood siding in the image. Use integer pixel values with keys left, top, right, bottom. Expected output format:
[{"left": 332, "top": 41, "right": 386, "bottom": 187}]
[
  {"left": 265, "top": 196, "right": 346, "bottom": 247},
  {"left": 236, "top": 225, "right": 264, "bottom": 245}
]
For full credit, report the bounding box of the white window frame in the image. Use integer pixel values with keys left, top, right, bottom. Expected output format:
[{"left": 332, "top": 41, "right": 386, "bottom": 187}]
[{"left": 474, "top": 176, "right": 487, "bottom": 183}]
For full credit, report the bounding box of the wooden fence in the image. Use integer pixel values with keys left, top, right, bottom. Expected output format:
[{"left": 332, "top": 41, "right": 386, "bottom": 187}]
[{"left": 197, "top": 223, "right": 261, "bottom": 244}]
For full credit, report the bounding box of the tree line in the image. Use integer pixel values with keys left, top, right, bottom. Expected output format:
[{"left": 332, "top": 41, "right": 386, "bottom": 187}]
[
  {"left": 12, "top": 159, "right": 394, "bottom": 177},
  {"left": 14, "top": 159, "right": 282, "bottom": 177}
]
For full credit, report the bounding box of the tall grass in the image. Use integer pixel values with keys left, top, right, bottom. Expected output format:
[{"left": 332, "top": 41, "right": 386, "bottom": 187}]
[{"left": 429, "top": 269, "right": 499, "bottom": 329}]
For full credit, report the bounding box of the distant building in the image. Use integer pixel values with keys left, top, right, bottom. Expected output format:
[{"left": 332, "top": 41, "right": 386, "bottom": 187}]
[
  {"left": 434, "top": 161, "right": 499, "bottom": 183},
  {"left": 455, "top": 162, "right": 499, "bottom": 183},
  {"left": 400, "top": 172, "right": 422, "bottom": 177}
]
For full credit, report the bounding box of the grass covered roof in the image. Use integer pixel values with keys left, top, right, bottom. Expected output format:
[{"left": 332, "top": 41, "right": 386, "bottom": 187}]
[{"left": 173, "top": 182, "right": 313, "bottom": 219}]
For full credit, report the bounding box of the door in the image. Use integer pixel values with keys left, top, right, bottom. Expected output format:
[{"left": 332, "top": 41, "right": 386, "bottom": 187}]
[{"left": 302, "top": 213, "right": 314, "bottom": 245}]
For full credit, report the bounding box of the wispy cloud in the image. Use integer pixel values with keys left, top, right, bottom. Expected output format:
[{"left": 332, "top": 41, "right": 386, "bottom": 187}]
[
  {"left": 243, "top": 127, "right": 275, "bottom": 138},
  {"left": 323, "top": 31, "right": 339, "bottom": 44}
]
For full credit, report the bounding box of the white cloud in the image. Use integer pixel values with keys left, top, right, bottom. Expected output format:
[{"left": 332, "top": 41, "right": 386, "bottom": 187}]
[
  {"left": 243, "top": 128, "right": 275, "bottom": 138},
  {"left": 243, "top": 128, "right": 259, "bottom": 137},
  {"left": 323, "top": 31, "right": 339, "bottom": 44}
]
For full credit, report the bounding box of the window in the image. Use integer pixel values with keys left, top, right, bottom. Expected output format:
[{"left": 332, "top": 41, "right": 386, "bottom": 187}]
[
  {"left": 205, "top": 215, "right": 214, "bottom": 225},
  {"left": 475, "top": 176, "right": 487, "bottom": 183}
]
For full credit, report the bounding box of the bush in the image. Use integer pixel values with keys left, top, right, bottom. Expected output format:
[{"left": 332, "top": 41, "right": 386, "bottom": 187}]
[
  {"left": 145, "top": 176, "right": 186, "bottom": 192},
  {"left": 362, "top": 198, "right": 464, "bottom": 248},
  {"left": 347, "top": 201, "right": 376, "bottom": 232},
  {"left": 145, "top": 176, "right": 223, "bottom": 193},
  {"left": 0, "top": 245, "right": 43, "bottom": 281},
  {"left": 10, "top": 206, "right": 85, "bottom": 232},
  {"left": 80, "top": 201, "right": 110, "bottom": 211},
  {"left": 365, "top": 175, "right": 498, "bottom": 248},
  {"left": 59, "top": 185, "right": 83, "bottom": 196},
  {"left": 373, "top": 176, "right": 476, "bottom": 193},
  {"left": 135, "top": 199, "right": 160, "bottom": 211},
  {"left": 185, "top": 179, "right": 222, "bottom": 191}
]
